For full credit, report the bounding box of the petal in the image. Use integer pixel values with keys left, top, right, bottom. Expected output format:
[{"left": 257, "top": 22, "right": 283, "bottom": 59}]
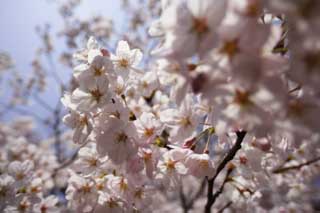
[
  {"left": 87, "top": 36, "right": 99, "bottom": 50},
  {"left": 175, "top": 162, "right": 187, "bottom": 175},
  {"left": 130, "top": 49, "right": 143, "bottom": 67},
  {"left": 116, "top": 40, "right": 130, "bottom": 56},
  {"left": 88, "top": 49, "right": 102, "bottom": 64}
]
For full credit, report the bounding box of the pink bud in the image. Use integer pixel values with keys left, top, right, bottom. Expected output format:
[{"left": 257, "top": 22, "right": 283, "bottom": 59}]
[
  {"left": 254, "top": 138, "right": 271, "bottom": 152},
  {"left": 183, "top": 137, "right": 196, "bottom": 149},
  {"left": 100, "top": 48, "right": 110, "bottom": 57}
]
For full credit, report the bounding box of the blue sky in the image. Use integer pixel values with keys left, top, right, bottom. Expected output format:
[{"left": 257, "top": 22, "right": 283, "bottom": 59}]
[
  {"left": 0, "top": 0, "right": 123, "bottom": 136},
  {"left": 0, "top": 0, "right": 123, "bottom": 70}
]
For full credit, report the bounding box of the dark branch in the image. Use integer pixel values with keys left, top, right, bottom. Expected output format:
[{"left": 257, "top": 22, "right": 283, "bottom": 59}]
[
  {"left": 211, "top": 168, "right": 233, "bottom": 206},
  {"left": 205, "top": 167, "right": 233, "bottom": 213},
  {"left": 273, "top": 156, "right": 320, "bottom": 174},
  {"left": 217, "top": 201, "right": 233, "bottom": 213},
  {"left": 52, "top": 139, "right": 90, "bottom": 178},
  {"left": 204, "top": 130, "right": 246, "bottom": 213},
  {"left": 53, "top": 105, "right": 63, "bottom": 163},
  {"left": 179, "top": 185, "right": 188, "bottom": 213},
  {"left": 189, "top": 178, "right": 207, "bottom": 207},
  {"left": 179, "top": 178, "right": 207, "bottom": 213},
  {"left": 33, "top": 93, "right": 55, "bottom": 112}
]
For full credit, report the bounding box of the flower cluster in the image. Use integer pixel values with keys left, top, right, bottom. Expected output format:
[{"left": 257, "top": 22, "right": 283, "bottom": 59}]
[
  {"left": 61, "top": 34, "right": 221, "bottom": 212},
  {"left": 3, "top": 0, "right": 319, "bottom": 212},
  {"left": 0, "top": 120, "right": 60, "bottom": 213}
]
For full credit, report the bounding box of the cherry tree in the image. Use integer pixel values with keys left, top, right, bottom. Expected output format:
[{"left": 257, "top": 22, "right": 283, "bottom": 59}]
[{"left": 1, "top": 0, "right": 320, "bottom": 212}]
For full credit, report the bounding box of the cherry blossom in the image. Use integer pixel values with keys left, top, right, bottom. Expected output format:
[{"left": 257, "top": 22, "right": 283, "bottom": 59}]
[
  {"left": 95, "top": 117, "right": 138, "bottom": 165},
  {"left": 111, "top": 40, "right": 143, "bottom": 79},
  {"left": 2, "top": 0, "right": 320, "bottom": 212}
]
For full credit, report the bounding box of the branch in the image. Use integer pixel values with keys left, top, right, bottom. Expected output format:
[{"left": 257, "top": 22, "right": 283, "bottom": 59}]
[
  {"left": 52, "top": 139, "right": 90, "bottom": 178},
  {"left": 179, "top": 178, "right": 207, "bottom": 213},
  {"left": 4, "top": 106, "right": 51, "bottom": 126},
  {"left": 273, "top": 156, "right": 320, "bottom": 174},
  {"left": 52, "top": 105, "right": 63, "bottom": 163},
  {"left": 33, "top": 93, "right": 55, "bottom": 112},
  {"left": 217, "top": 201, "right": 233, "bottom": 213},
  {"left": 188, "top": 178, "right": 206, "bottom": 208},
  {"left": 179, "top": 185, "right": 188, "bottom": 213},
  {"left": 204, "top": 130, "right": 246, "bottom": 213},
  {"left": 53, "top": 149, "right": 79, "bottom": 174},
  {"left": 211, "top": 167, "right": 233, "bottom": 205},
  {"left": 46, "top": 52, "right": 66, "bottom": 90},
  {"left": 288, "top": 85, "right": 301, "bottom": 94}
]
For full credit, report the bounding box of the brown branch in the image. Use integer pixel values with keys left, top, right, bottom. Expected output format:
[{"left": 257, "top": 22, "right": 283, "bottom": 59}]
[
  {"left": 53, "top": 105, "right": 63, "bottom": 163},
  {"left": 288, "top": 85, "right": 301, "bottom": 94},
  {"left": 204, "top": 131, "right": 246, "bottom": 213},
  {"left": 179, "top": 185, "right": 188, "bottom": 213},
  {"left": 52, "top": 139, "right": 90, "bottom": 178},
  {"left": 217, "top": 201, "right": 233, "bottom": 213},
  {"left": 46, "top": 52, "right": 66, "bottom": 90},
  {"left": 33, "top": 93, "right": 55, "bottom": 112},
  {"left": 52, "top": 148, "right": 80, "bottom": 179},
  {"left": 188, "top": 178, "right": 206, "bottom": 208},
  {"left": 273, "top": 156, "right": 320, "bottom": 174},
  {"left": 210, "top": 167, "right": 233, "bottom": 206},
  {"left": 53, "top": 149, "right": 79, "bottom": 173},
  {"left": 179, "top": 178, "right": 207, "bottom": 213}
]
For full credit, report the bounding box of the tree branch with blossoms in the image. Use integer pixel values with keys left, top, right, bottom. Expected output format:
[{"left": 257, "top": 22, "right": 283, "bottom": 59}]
[
  {"left": 1, "top": 0, "right": 320, "bottom": 212},
  {"left": 205, "top": 131, "right": 246, "bottom": 213}
]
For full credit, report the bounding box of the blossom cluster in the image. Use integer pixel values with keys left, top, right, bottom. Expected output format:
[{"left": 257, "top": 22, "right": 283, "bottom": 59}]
[
  {"left": 0, "top": 119, "right": 60, "bottom": 213},
  {"left": 61, "top": 34, "right": 217, "bottom": 212},
  {"left": 2, "top": 0, "right": 319, "bottom": 212}
]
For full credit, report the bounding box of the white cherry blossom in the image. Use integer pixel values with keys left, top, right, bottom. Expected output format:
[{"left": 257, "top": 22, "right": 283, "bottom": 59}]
[
  {"left": 95, "top": 117, "right": 138, "bottom": 165},
  {"left": 111, "top": 40, "right": 143, "bottom": 79}
]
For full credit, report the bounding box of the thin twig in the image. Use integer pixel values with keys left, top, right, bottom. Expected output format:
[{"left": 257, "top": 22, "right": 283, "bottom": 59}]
[
  {"left": 52, "top": 140, "right": 90, "bottom": 177},
  {"left": 52, "top": 104, "right": 63, "bottom": 163},
  {"left": 8, "top": 106, "right": 51, "bottom": 126},
  {"left": 188, "top": 178, "right": 207, "bottom": 208},
  {"left": 273, "top": 156, "right": 320, "bottom": 174},
  {"left": 288, "top": 85, "right": 301, "bottom": 94},
  {"left": 33, "top": 93, "right": 55, "bottom": 112},
  {"left": 46, "top": 53, "right": 66, "bottom": 90},
  {"left": 179, "top": 178, "right": 207, "bottom": 213},
  {"left": 179, "top": 185, "right": 188, "bottom": 213},
  {"left": 210, "top": 167, "right": 233, "bottom": 206},
  {"left": 53, "top": 149, "right": 79, "bottom": 175},
  {"left": 217, "top": 201, "right": 233, "bottom": 213}
]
